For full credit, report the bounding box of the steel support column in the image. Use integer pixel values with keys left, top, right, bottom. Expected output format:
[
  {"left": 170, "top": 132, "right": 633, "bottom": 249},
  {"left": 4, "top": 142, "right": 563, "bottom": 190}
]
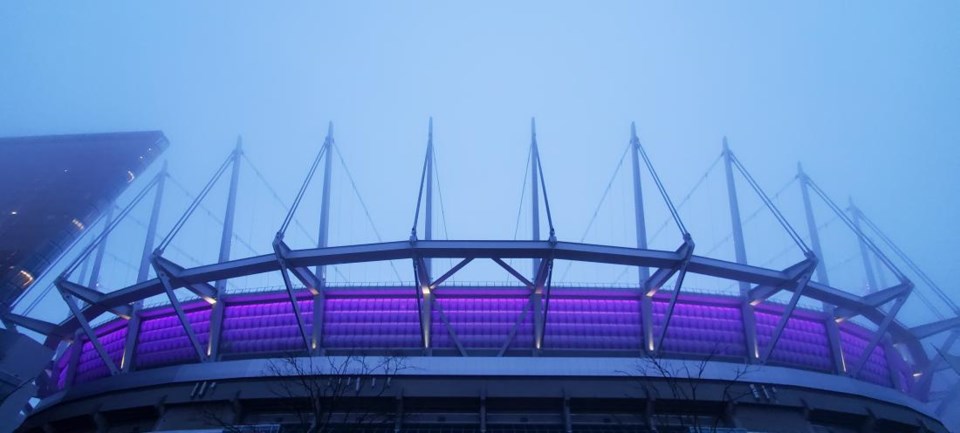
[
  {"left": 122, "top": 163, "right": 166, "bottom": 372},
  {"left": 137, "top": 162, "right": 166, "bottom": 283},
  {"left": 798, "top": 164, "right": 845, "bottom": 373},
  {"left": 849, "top": 199, "right": 879, "bottom": 294},
  {"left": 798, "top": 164, "right": 828, "bottom": 285},
  {"left": 88, "top": 207, "right": 114, "bottom": 290},
  {"left": 425, "top": 118, "right": 434, "bottom": 278},
  {"left": 208, "top": 141, "right": 242, "bottom": 359},
  {"left": 531, "top": 118, "right": 541, "bottom": 276},
  {"left": 414, "top": 256, "right": 433, "bottom": 352},
  {"left": 630, "top": 123, "right": 650, "bottom": 282},
  {"left": 723, "top": 139, "right": 758, "bottom": 360},
  {"left": 825, "top": 313, "right": 846, "bottom": 373}
]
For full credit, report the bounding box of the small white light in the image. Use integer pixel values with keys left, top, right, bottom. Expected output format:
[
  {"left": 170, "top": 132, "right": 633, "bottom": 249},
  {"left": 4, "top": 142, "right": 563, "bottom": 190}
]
[
  {"left": 204, "top": 297, "right": 217, "bottom": 305},
  {"left": 10, "top": 211, "right": 17, "bottom": 215},
  {"left": 17, "top": 270, "right": 34, "bottom": 288},
  {"left": 913, "top": 371, "right": 923, "bottom": 378},
  {"left": 71, "top": 218, "right": 85, "bottom": 231},
  {"left": 126, "top": 170, "right": 136, "bottom": 183}
]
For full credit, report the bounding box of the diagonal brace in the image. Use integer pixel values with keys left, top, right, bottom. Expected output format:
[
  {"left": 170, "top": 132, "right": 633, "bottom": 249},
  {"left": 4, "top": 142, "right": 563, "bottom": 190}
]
[
  {"left": 643, "top": 240, "right": 693, "bottom": 296},
  {"left": 58, "top": 279, "right": 132, "bottom": 319},
  {"left": 1, "top": 312, "right": 72, "bottom": 339},
  {"left": 760, "top": 256, "right": 817, "bottom": 363},
  {"left": 834, "top": 282, "right": 911, "bottom": 321},
  {"left": 430, "top": 258, "right": 473, "bottom": 289},
  {"left": 432, "top": 301, "right": 467, "bottom": 356},
  {"left": 748, "top": 258, "right": 818, "bottom": 304},
  {"left": 911, "top": 317, "right": 960, "bottom": 340},
  {"left": 653, "top": 237, "right": 695, "bottom": 355},
  {"left": 153, "top": 255, "right": 217, "bottom": 302},
  {"left": 153, "top": 259, "right": 207, "bottom": 362},
  {"left": 851, "top": 290, "right": 911, "bottom": 378},
  {"left": 56, "top": 280, "right": 120, "bottom": 375},
  {"left": 492, "top": 258, "right": 535, "bottom": 288},
  {"left": 273, "top": 236, "right": 313, "bottom": 351}
]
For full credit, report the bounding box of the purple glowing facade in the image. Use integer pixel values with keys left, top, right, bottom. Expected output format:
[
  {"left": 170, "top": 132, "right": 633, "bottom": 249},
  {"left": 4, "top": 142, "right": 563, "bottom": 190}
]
[{"left": 52, "top": 287, "right": 914, "bottom": 395}]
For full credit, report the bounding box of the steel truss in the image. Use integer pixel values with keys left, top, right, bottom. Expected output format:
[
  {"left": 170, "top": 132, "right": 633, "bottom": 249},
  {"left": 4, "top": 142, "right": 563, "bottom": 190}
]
[{"left": 4, "top": 122, "right": 955, "bottom": 408}]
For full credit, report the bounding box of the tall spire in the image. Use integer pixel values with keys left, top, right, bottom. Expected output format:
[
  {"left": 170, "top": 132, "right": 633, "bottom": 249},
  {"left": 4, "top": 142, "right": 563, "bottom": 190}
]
[
  {"left": 630, "top": 122, "right": 650, "bottom": 283},
  {"left": 424, "top": 117, "right": 435, "bottom": 279},
  {"left": 531, "top": 117, "right": 541, "bottom": 275}
]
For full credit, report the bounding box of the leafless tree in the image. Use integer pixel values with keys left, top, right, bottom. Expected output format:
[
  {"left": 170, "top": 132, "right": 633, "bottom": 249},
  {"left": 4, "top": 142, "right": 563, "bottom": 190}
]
[
  {"left": 627, "top": 346, "right": 754, "bottom": 433},
  {"left": 203, "top": 353, "right": 406, "bottom": 433},
  {"left": 268, "top": 353, "right": 406, "bottom": 433}
]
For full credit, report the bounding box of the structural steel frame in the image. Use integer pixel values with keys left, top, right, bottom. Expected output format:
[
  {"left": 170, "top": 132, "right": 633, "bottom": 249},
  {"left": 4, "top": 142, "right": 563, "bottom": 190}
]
[{"left": 6, "top": 122, "right": 958, "bottom": 410}]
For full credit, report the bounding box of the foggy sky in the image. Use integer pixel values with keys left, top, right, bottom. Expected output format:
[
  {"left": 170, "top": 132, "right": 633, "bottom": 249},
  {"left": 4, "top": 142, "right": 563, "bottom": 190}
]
[{"left": 1, "top": 2, "right": 958, "bottom": 327}]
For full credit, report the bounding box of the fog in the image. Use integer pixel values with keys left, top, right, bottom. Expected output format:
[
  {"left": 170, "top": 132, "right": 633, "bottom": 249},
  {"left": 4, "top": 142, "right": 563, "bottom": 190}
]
[{"left": 2, "top": 1, "right": 958, "bottom": 377}]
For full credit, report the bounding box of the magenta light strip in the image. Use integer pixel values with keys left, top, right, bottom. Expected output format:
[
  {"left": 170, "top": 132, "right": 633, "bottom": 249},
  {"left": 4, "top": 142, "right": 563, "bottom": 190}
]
[{"left": 52, "top": 289, "right": 910, "bottom": 394}]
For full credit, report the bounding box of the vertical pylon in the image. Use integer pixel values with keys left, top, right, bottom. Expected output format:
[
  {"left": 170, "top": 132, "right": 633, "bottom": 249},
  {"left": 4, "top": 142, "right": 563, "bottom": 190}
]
[
  {"left": 531, "top": 118, "right": 541, "bottom": 275},
  {"left": 723, "top": 138, "right": 759, "bottom": 361},
  {"left": 630, "top": 122, "right": 650, "bottom": 283},
  {"left": 208, "top": 138, "right": 242, "bottom": 360},
  {"left": 217, "top": 138, "right": 243, "bottom": 289},
  {"left": 122, "top": 160, "right": 166, "bottom": 370},
  {"left": 317, "top": 122, "right": 335, "bottom": 276},
  {"left": 312, "top": 123, "right": 335, "bottom": 354},
  {"left": 798, "top": 163, "right": 829, "bottom": 285},
  {"left": 849, "top": 198, "right": 879, "bottom": 294},
  {"left": 425, "top": 118, "right": 435, "bottom": 279},
  {"left": 136, "top": 161, "right": 166, "bottom": 284},
  {"left": 722, "top": 138, "right": 749, "bottom": 288},
  {"left": 411, "top": 118, "right": 437, "bottom": 352}
]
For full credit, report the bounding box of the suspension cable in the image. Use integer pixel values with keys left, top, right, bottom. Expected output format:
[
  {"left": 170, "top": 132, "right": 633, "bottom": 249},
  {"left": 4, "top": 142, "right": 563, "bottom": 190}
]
[
  {"left": 240, "top": 154, "right": 317, "bottom": 243},
  {"left": 730, "top": 153, "right": 811, "bottom": 255},
  {"left": 512, "top": 145, "right": 532, "bottom": 241},
  {"left": 332, "top": 144, "right": 404, "bottom": 283},
  {"left": 167, "top": 174, "right": 259, "bottom": 256},
  {"left": 410, "top": 142, "right": 431, "bottom": 239},
  {"left": 648, "top": 154, "right": 722, "bottom": 245},
  {"left": 559, "top": 143, "right": 629, "bottom": 282},
  {"left": 279, "top": 139, "right": 328, "bottom": 236},
  {"left": 578, "top": 142, "right": 630, "bottom": 242},
  {"left": 634, "top": 137, "right": 688, "bottom": 236},
  {"left": 855, "top": 210, "right": 959, "bottom": 315},
  {"left": 805, "top": 178, "right": 907, "bottom": 283},
  {"left": 535, "top": 147, "right": 556, "bottom": 239},
  {"left": 159, "top": 151, "right": 236, "bottom": 252},
  {"left": 432, "top": 146, "right": 451, "bottom": 240}
]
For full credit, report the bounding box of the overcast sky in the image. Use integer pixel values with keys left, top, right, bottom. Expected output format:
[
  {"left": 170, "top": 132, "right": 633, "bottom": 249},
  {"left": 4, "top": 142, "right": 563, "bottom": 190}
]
[{"left": 2, "top": 2, "right": 958, "bottom": 326}]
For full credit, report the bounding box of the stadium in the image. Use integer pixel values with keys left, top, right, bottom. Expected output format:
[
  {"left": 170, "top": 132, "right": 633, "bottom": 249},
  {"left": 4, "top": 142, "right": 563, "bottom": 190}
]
[{"left": 2, "top": 123, "right": 959, "bottom": 433}]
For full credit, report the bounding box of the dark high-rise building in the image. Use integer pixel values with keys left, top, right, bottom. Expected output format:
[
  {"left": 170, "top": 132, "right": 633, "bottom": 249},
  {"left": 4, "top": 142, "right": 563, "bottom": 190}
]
[
  {"left": 0, "top": 131, "right": 167, "bottom": 431},
  {"left": 0, "top": 131, "right": 168, "bottom": 306}
]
